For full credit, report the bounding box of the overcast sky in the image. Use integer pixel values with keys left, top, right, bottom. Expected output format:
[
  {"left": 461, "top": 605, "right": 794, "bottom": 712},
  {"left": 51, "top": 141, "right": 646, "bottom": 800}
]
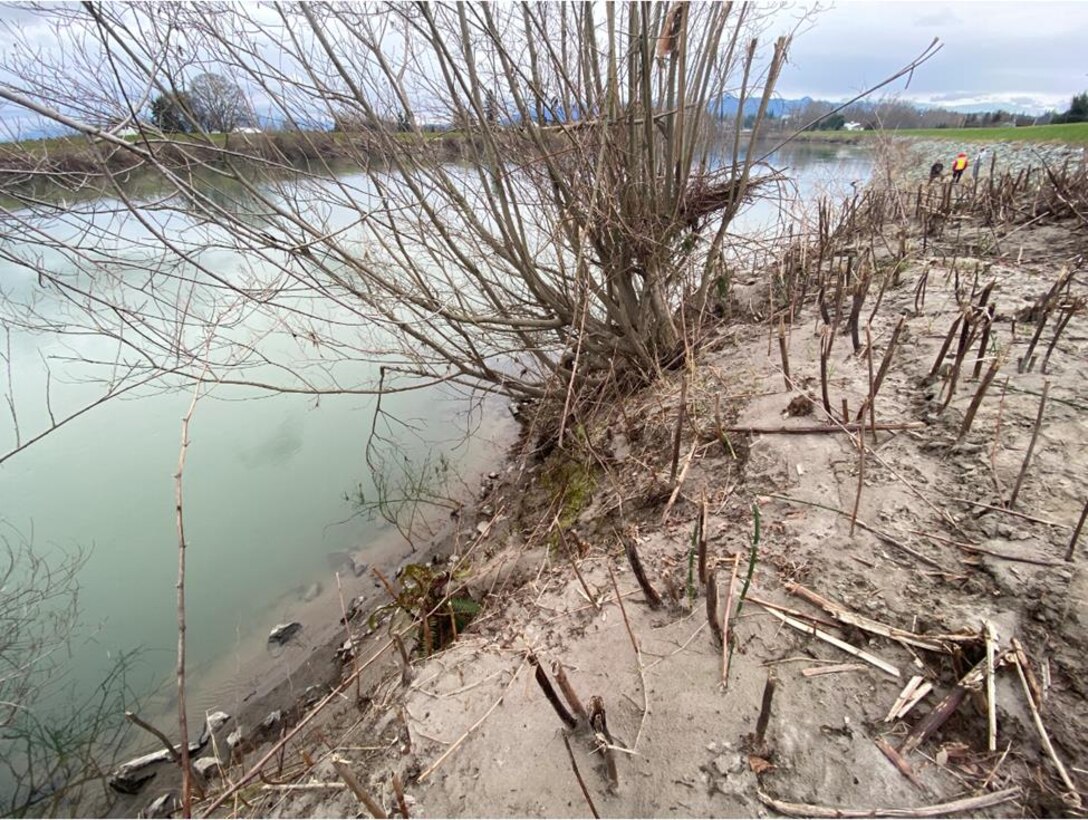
[{"left": 775, "top": 1, "right": 1087, "bottom": 113}]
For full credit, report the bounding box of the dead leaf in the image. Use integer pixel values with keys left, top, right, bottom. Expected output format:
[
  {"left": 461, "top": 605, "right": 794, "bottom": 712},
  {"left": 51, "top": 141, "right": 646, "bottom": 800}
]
[{"left": 748, "top": 755, "right": 775, "bottom": 775}]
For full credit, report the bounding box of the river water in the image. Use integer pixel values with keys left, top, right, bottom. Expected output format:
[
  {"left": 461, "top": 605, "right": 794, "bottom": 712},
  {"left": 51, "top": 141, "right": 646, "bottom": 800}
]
[{"left": 0, "top": 139, "right": 872, "bottom": 760}]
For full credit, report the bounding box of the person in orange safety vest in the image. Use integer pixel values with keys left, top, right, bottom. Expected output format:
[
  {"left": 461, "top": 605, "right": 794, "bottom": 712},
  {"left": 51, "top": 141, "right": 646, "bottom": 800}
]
[{"left": 951, "top": 152, "right": 968, "bottom": 182}]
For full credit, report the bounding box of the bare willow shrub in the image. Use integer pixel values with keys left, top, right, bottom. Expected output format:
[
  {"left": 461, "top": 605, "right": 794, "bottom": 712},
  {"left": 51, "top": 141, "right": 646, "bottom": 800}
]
[{"left": 0, "top": 2, "right": 799, "bottom": 426}]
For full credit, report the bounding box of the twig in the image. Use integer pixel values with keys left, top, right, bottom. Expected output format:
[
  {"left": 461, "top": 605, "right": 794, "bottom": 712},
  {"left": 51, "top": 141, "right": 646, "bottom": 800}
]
[
  {"left": 530, "top": 654, "right": 578, "bottom": 730},
  {"left": 696, "top": 494, "right": 709, "bottom": 585},
  {"left": 669, "top": 375, "right": 688, "bottom": 485},
  {"left": 705, "top": 568, "right": 723, "bottom": 646},
  {"left": 985, "top": 620, "right": 998, "bottom": 753},
  {"left": 589, "top": 696, "right": 619, "bottom": 793},
  {"left": 721, "top": 554, "right": 740, "bottom": 687},
  {"left": 884, "top": 677, "right": 925, "bottom": 722},
  {"left": 757, "top": 604, "right": 900, "bottom": 678},
  {"left": 874, "top": 736, "right": 924, "bottom": 789},
  {"left": 957, "top": 350, "right": 1005, "bottom": 443},
  {"left": 561, "top": 734, "right": 600, "bottom": 819},
  {"left": 331, "top": 757, "right": 387, "bottom": 818},
  {"left": 662, "top": 442, "right": 697, "bottom": 523},
  {"left": 801, "top": 663, "right": 866, "bottom": 677},
  {"left": 607, "top": 561, "right": 649, "bottom": 750},
  {"left": 850, "top": 423, "right": 865, "bottom": 536},
  {"left": 855, "top": 316, "right": 905, "bottom": 424},
  {"left": 767, "top": 494, "right": 949, "bottom": 571},
  {"left": 392, "top": 773, "right": 409, "bottom": 819},
  {"left": 552, "top": 660, "right": 589, "bottom": 728},
  {"left": 620, "top": 533, "right": 663, "bottom": 609},
  {"left": 778, "top": 319, "right": 791, "bottom": 391},
  {"left": 335, "top": 571, "right": 362, "bottom": 702},
  {"left": 559, "top": 529, "right": 601, "bottom": 612},
  {"left": 900, "top": 652, "right": 1007, "bottom": 755},
  {"left": 124, "top": 711, "right": 183, "bottom": 766},
  {"left": 784, "top": 582, "right": 971, "bottom": 652},
  {"left": 1065, "top": 498, "right": 1088, "bottom": 562},
  {"left": 1011, "top": 639, "right": 1081, "bottom": 806},
  {"left": 757, "top": 787, "right": 1020, "bottom": 818},
  {"left": 1007, "top": 379, "right": 1049, "bottom": 510},
  {"left": 174, "top": 374, "right": 205, "bottom": 818},
  {"left": 200, "top": 638, "right": 399, "bottom": 816},
  {"left": 949, "top": 497, "right": 1071, "bottom": 530},
  {"left": 721, "top": 421, "right": 923, "bottom": 435},
  {"left": 754, "top": 672, "right": 777, "bottom": 748},
  {"left": 393, "top": 634, "right": 413, "bottom": 686}
]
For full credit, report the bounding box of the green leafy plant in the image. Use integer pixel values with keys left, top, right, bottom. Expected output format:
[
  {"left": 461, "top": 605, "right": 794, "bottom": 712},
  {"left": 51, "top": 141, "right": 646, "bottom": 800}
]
[
  {"left": 369, "top": 563, "right": 480, "bottom": 656},
  {"left": 734, "top": 503, "right": 761, "bottom": 618}
]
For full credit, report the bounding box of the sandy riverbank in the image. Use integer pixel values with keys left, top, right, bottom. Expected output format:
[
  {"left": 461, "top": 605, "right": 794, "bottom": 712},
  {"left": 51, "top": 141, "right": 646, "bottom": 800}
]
[{"left": 114, "top": 151, "right": 1088, "bottom": 819}]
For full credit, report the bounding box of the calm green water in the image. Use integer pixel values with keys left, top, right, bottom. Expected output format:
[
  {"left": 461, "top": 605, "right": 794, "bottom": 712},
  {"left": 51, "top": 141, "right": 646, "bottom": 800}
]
[{"left": 0, "top": 139, "right": 872, "bottom": 753}]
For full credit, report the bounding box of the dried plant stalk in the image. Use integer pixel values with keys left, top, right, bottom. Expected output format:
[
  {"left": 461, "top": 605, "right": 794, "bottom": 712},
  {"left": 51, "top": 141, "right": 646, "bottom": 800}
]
[{"left": 621, "top": 533, "right": 663, "bottom": 609}]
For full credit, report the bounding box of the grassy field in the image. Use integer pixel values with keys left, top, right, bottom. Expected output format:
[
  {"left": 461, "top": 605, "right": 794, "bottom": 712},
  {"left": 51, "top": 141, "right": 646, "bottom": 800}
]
[{"left": 795, "top": 122, "right": 1088, "bottom": 145}]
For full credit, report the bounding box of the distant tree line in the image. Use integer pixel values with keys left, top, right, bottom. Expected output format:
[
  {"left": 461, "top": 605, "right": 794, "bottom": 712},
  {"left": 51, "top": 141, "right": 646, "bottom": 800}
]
[
  {"left": 756, "top": 95, "right": 1081, "bottom": 133},
  {"left": 1051, "top": 92, "right": 1088, "bottom": 124}
]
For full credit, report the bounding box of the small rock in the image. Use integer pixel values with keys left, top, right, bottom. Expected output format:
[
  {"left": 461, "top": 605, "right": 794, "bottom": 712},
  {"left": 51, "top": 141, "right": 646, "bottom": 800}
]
[
  {"left": 108, "top": 768, "right": 156, "bottom": 796},
  {"left": 193, "top": 757, "right": 221, "bottom": 780},
  {"left": 227, "top": 727, "right": 244, "bottom": 750},
  {"left": 197, "top": 711, "right": 231, "bottom": 747},
  {"left": 259, "top": 710, "right": 283, "bottom": 735},
  {"left": 144, "top": 792, "right": 179, "bottom": 819},
  {"left": 335, "top": 638, "right": 355, "bottom": 663},
  {"left": 301, "top": 684, "right": 325, "bottom": 708},
  {"left": 301, "top": 582, "right": 322, "bottom": 602},
  {"left": 268, "top": 622, "right": 302, "bottom": 646}
]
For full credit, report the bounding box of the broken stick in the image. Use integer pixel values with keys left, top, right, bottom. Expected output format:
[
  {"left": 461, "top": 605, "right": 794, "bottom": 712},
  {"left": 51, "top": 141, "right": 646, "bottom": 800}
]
[
  {"left": 758, "top": 604, "right": 900, "bottom": 678},
  {"left": 757, "top": 786, "right": 1020, "bottom": 818}
]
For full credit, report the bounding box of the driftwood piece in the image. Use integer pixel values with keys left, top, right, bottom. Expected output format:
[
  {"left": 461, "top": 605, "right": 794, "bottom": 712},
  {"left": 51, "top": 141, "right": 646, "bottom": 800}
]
[
  {"left": 891, "top": 680, "right": 933, "bottom": 723},
  {"left": 885, "top": 676, "right": 925, "bottom": 723},
  {"left": 900, "top": 651, "right": 1009, "bottom": 755},
  {"left": 784, "top": 582, "right": 972, "bottom": 653},
  {"left": 758, "top": 604, "right": 900, "bottom": 678},
  {"left": 757, "top": 787, "right": 1020, "bottom": 818}
]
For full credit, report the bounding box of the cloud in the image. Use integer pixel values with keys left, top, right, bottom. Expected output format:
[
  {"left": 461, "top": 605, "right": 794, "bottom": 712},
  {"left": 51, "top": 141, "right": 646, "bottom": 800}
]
[{"left": 774, "top": 1, "right": 1088, "bottom": 113}]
